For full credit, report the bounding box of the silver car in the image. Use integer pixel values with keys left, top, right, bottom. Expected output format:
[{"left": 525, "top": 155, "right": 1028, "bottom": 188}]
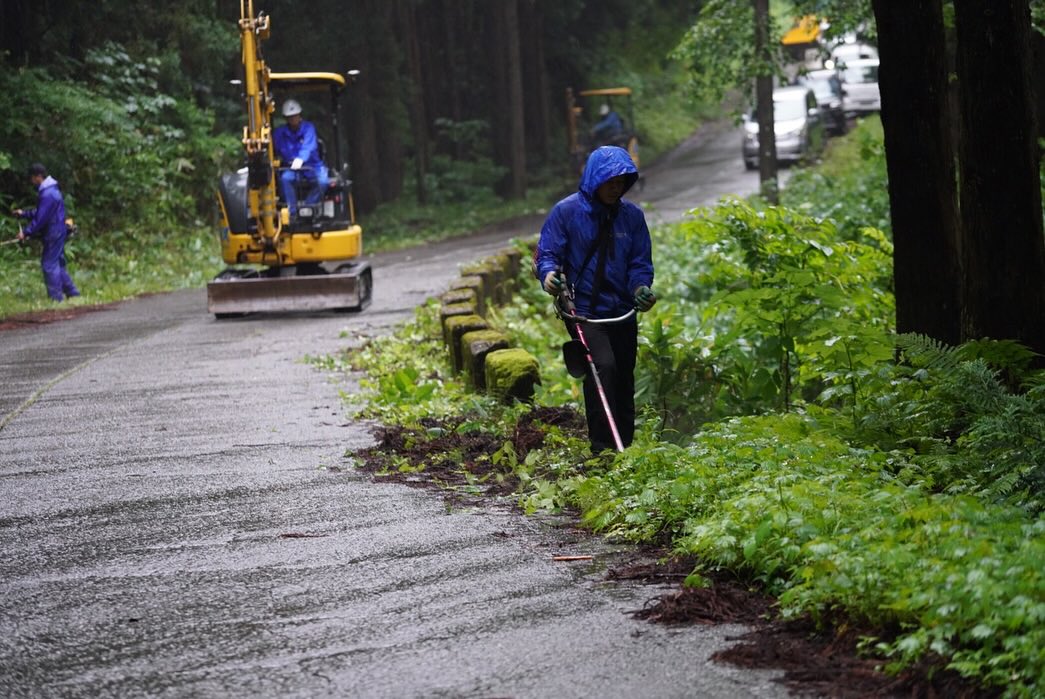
[
  {"left": 795, "top": 68, "right": 848, "bottom": 135},
  {"left": 742, "top": 86, "right": 825, "bottom": 170}
]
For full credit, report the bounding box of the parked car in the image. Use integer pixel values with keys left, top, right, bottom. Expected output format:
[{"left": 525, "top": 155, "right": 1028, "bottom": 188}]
[
  {"left": 826, "top": 42, "right": 878, "bottom": 70},
  {"left": 795, "top": 68, "right": 848, "bottom": 135},
  {"left": 742, "top": 86, "right": 825, "bottom": 170},
  {"left": 839, "top": 58, "right": 881, "bottom": 115}
]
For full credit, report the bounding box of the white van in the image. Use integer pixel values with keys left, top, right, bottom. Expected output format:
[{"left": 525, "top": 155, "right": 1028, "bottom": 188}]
[{"left": 840, "top": 58, "right": 880, "bottom": 116}]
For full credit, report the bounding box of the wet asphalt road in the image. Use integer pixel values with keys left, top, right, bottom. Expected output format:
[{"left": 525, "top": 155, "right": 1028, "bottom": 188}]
[{"left": 1, "top": 126, "right": 793, "bottom": 698}]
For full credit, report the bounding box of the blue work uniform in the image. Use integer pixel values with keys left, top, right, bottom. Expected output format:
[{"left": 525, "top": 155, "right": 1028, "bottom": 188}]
[
  {"left": 18, "top": 176, "right": 80, "bottom": 301},
  {"left": 592, "top": 110, "right": 625, "bottom": 144},
  {"left": 535, "top": 146, "right": 654, "bottom": 451},
  {"left": 273, "top": 119, "right": 329, "bottom": 215}
]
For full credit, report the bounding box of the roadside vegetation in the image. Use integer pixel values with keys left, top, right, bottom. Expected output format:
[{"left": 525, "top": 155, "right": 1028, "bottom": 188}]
[{"left": 329, "top": 117, "right": 1045, "bottom": 697}]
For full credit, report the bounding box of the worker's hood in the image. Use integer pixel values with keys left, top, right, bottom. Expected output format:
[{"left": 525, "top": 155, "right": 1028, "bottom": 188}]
[
  {"left": 38, "top": 176, "right": 58, "bottom": 191},
  {"left": 578, "top": 146, "right": 638, "bottom": 200}
]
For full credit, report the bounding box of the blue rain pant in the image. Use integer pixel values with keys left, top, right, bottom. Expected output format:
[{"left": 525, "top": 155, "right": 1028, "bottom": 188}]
[
  {"left": 280, "top": 166, "right": 329, "bottom": 216},
  {"left": 40, "top": 232, "right": 79, "bottom": 301}
]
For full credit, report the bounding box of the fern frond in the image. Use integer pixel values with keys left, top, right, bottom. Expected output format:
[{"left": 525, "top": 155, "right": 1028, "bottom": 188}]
[
  {"left": 958, "top": 338, "right": 1041, "bottom": 387},
  {"left": 1023, "top": 369, "right": 1045, "bottom": 390},
  {"left": 895, "top": 333, "right": 964, "bottom": 373}
]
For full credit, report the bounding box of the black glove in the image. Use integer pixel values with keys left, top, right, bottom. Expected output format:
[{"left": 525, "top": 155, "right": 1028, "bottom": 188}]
[
  {"left": 634, "top": 286, "right": 657, "bottom": 312},
  {"left": 543, "top": 271, "right": 565, "bottom": 295}
]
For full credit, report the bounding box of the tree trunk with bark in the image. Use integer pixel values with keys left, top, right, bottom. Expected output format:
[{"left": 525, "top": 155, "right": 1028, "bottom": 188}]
[
  {"left": 365, "top": 0, "right": 405, "bottom": 203},
  {"left": 753, "top": 0, "right": 778, "bottom": 203},
  {"left": 398, "top": 1, "right": 430, "bottom": 205},
  {"left": 520, "top": 0, "right": 551, "bottom": 165},
  {"left": 871, "top": 0, "right": 962, "bottom": 344},
  {"left": 343, "top": 8, "right": 382, "bottom": 213},
  {"left": 503, "top": 0, "right": 527, "bottom": 199},
  {"left": 953, "top": 0, "right": 1045, "bottom": 353}
]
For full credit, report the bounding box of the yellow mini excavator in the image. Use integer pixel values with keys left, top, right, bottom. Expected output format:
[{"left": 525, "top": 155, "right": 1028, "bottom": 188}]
[{"left": 207, "top": 0, "right": 372, "bottom": 317}]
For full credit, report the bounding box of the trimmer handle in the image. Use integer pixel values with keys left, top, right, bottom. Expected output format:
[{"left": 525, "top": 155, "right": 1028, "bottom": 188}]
[{"left": 555, "top": 267, "right": 578, "bottom": 316}]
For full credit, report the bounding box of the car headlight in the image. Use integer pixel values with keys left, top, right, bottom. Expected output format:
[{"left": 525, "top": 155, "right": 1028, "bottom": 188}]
[{"left": 780, "top": 126, "right": 804, "bottom": 139}]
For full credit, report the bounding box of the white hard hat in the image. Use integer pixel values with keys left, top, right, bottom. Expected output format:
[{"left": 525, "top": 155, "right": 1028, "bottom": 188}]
[
  {"left": 599, "top": 104, "right": 610, "bottom": 116},
  {"left": 282, "top": 99, "right": 302, "bottom": 117}
]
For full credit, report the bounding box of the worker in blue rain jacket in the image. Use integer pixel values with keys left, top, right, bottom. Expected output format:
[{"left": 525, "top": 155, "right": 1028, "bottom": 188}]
[
  {"left": 534, "top": 145, "right": 657, "bottom": 453},
  {"left": 590, "top": 103, "right": 624, "bottom": 145},
  {"left": 273, "top": 99, "right": 328, "bottom": 217},
  {"left": 14, "top": 163, "right": 80, "bottom": 302}
]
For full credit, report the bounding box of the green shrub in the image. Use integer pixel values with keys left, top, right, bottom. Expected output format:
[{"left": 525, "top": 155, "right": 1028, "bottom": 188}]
[{"left": 781, "top": 116, "right": 891, "bottom": 240}]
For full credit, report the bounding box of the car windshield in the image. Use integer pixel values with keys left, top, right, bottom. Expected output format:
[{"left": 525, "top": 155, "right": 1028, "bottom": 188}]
[
  {"left": 773, "top": 96, "right": 808, "bottom": 121},
  {"left": 843, "top": 64, "right": 878, "bottom": 84},
  {"left": 806, "top": 79, "right": 835, "bottom": 100}
]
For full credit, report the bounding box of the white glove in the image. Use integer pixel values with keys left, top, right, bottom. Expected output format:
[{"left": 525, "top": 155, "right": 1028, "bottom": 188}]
[{"left": 291, "top": 158, "right": 303, "bottom": 171}]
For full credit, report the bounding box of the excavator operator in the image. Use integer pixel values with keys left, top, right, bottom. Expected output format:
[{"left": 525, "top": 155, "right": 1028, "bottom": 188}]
[{"left": 273, "top": 99, "right": 328, "bottom": 217}]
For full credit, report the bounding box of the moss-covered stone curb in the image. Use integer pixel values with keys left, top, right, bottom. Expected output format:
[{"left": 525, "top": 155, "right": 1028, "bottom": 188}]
[
  {"left": 449, "top": 275, "right": 486, "bottom": 316},
  {"left": 444, "top": 314, "right": 489, "bottom": 373},
  {"left": 488, "top": 253, "right": 516, "bottom": 301},
  {"left": 460, "top": 329, "right": 510, "bottom": 390},
  {"left": 460, "top": 262, "right": 503, "bottom": 306},
  {"left": 438, "top": 242, "right": 541, "bottom": 398},
  {"left": 440, "top": 302, "right": 478, "bottom": 345},
  {"left": 484, "top": 348, "right": 541, "bottom": 403},
  {"left": 441, "top": 287, "right": 477, "bottom": 308},
  {"left": 497, "top": 246, "right": 522, "bottom": 280}
]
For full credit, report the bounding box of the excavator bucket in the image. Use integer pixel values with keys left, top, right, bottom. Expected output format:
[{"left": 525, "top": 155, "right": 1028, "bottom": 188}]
[{"left": 207, "top": 263, "right": 372, "bottom": 316}]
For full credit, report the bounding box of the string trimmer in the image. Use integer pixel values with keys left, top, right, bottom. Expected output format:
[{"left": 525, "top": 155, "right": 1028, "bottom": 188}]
[{"left": 554, "top": 277, "right": 635, "bottom": 453}]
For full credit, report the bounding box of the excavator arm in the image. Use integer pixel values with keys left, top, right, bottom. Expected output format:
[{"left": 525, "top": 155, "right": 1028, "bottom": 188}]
[{"left": 238, "top": 0, "right": 281, "bottom": 253}]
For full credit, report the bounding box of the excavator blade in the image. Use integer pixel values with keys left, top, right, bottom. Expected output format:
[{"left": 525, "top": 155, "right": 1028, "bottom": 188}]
[{"left": 207, "top": 263, "right": 372, "bottom": 316}]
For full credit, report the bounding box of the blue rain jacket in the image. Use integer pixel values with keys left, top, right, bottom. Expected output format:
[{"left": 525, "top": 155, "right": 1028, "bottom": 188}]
[
  {"left": 273, "top": 120, "right": 324, "bottom": 170},
  {"left": 20, "top": 176, "right": 67, "bottom": 241},
  {"left": 535, "top": 146, "right": 653, "bottom": 318}
]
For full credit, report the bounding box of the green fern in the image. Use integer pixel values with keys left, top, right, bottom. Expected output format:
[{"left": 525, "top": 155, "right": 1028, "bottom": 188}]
[
  {"left": 864, "top": 335, "right": 1045, "bottom": 512},
  {"left": 894, "top": 332, "right": 965, "bottom": 373}
]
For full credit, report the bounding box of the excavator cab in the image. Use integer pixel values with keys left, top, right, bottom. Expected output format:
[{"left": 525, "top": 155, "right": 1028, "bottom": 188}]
[
  {"left": 207, "top": 2, "right": 371, "bottom": 317},
  {"left": 269, "top": 72, "right": 355, "bottom": 229},
  {"left": 565, "top": 87, "right": 640, "bottom": 176}
]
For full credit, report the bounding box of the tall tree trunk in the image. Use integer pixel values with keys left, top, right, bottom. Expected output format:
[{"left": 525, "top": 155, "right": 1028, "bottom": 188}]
[
  {"left": 398, "top": 1, "right": 429, "bottom": 205},
  {"left": 503, "top": 0, "right": 527, "bottom": 199},
  {"left": 344, "top": 8, "right": 382, "bottom": 213},
  {"left": 0, "top": 0, "right": 31, "bottom": 65},
  {"left": 367, "top": 0, "right": 405, "bottom": 203},
  {"left": 488, "top": 3, "right": 511, "bottom": 196},
  {"left": 440, "top": 0, "right": 465, "bottom": 159},
  {"left": 1032, "top": 21, "right": 1045, "bottom": 143},
  {"left": 520, "top": 0, "right": 551, "bottom": 165},
  {"left": 753, "top": 0, "right": 778, "bottom": 203},
  {"left": 871, "top": 0, "right": 962, "bottom": 344},
  {"left": 953, "top": 0, "right": 1045, "bottom": 353}
]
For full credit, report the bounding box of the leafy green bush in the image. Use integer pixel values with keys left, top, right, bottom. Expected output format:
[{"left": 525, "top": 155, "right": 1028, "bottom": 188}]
[
  {"left": 849, "top": 335, "right": 1045, "bottom": 512},
  {"left": 0, "top": 53, "right": 237, "bottom": 316},
  {"left": 781, "top": 116, "right": 891, "bottom": 239},
  {"left": 637, "top": 200, "right": 895, "bottom": 429}
]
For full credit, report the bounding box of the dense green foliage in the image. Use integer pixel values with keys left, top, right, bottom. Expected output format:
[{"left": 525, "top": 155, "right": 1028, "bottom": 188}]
[
  {"left": 781, "top": 116, "right": 890, "bottom": 238},
  {"left": 338, "top": 122, "right": 1045, "bottom": 696},
  {"left": 0, "top": 55, "right": 236, "bottom": 317}
]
